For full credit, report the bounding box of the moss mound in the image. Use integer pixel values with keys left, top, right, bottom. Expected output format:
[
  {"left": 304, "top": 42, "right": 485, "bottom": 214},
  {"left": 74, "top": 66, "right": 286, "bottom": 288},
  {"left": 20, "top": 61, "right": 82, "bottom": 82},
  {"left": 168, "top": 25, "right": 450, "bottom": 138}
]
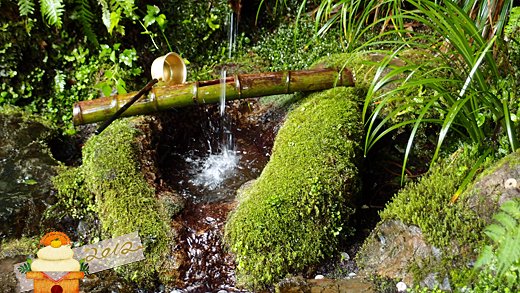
[
  {"left": 356, "top": 144, "right": 498, "bottom": 286},
  {"left": 378, "top": 145, "right": 487, "bottom": 251},
  {"left": 52, "top": 118, "right": 171, "bottom": 284},
  {"left": 225, "top": 87, "right": 364, "bottom": 289}
]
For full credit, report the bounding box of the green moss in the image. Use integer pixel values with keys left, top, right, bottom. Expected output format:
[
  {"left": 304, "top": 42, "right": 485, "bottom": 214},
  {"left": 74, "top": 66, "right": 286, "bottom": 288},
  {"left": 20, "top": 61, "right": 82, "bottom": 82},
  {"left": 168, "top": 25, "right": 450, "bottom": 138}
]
[
  {"left": 0, "top": 237, "right": 38, "bottom": 259},
  {"left": 225, "top": 87, "right": 364, "bottom": 289},
  {"left": 379, "top": 144, "right": 486, "bottom": 251},
  {"left": 373, "top": 144, "right": 500, "bottom": 286},
  {"left": 48, "top": 167, "right": 94, "bottom": 220},
  {"left": 52, "top": 118, "right": 171, "bottom": 285}
]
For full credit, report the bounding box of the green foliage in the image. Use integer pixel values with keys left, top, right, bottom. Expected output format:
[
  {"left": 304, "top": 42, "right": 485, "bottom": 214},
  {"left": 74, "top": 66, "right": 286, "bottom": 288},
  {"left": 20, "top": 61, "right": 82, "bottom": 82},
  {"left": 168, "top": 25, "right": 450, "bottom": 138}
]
[
  {"left": 40, "top": 0, "right": 65, "bottom": 28},
  {"left": 48, "top": 167, "right": 95, "bottom": 220},
  {"left": 17, "top": 259, "right": 32, "bottom": 274},
  {"left": 0, "top": 20, "right": 141, "bottom": 134},
  {"left": 225, "top": 87, "right": 363, "bottom": 289},
  {"left": 475, "top": 199, "right": 520, "bottom": 277},
  {"left": 452, "top": 259, "right": 519, "bottom": 292},
  {"left": 165, "top": 0, "right": 230, "bottom": 65},
  {"left": 17, "top": 0, "right": 35, "bottom": 16},
  {"left": 242, "top": 17, "right": 348, "bottom": 72},
  {"left": 74, "top": 0, "right": 98, "bottom": 46},
  {"left": 50, "top": 118, "right": 173, "bottom": 284},
  {"left": 0, "top": 237, "right": 38, "bottom": 259},
  {"left": 79, "top": 259, "right": 90, "bottom": 274},
  {"left": 352, "top": 0, "right": 519, "bottom": 179}
]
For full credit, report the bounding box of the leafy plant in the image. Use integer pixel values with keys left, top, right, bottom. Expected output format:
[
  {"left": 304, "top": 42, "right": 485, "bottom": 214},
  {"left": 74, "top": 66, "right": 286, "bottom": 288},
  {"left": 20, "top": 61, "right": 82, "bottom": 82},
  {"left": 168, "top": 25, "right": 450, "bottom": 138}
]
[
  {"left": 40, "top": 0, "right": 65, "bottom": 27},
  {"left": 475, "top": 199, "right": 520, "bottom": 277},
  {"left": 356, "top": 0, "right": 518, "bottom": 180},
  {"left": 140, "top": 5, "right": 170, "bottom": 51},
  {"left": 17, "top": 259, "right": 32, "bottom": 274},
  {"left": 80, "top": 259, "right": 90, "bottom": 274}
]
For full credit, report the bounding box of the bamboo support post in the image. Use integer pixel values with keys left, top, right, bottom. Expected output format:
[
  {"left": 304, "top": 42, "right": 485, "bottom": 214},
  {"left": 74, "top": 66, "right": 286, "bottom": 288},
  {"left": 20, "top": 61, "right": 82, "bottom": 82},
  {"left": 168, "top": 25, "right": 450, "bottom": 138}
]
[{"left": 73, "top": 67, "right": 354, "bottom": 125}]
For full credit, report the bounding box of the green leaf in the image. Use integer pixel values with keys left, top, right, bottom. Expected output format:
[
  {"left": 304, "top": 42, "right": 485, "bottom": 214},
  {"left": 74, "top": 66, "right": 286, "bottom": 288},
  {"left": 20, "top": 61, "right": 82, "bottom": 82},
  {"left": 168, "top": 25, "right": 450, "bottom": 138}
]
[
  {"left": 156, "top": 14, "right": 166, "bottom": 29},
  {"left": 75, "top": 0, "right": 98, "bottom": 46},
  {"left": 108, "top": 10, "right": 122, "bottom": 35},
  {"left": 40, "top": 0, "right": 64, "bottom": 28},
  {"left": 116, "top": 78, "right": 126, "bottom": 94},
  {"left": 18, "top": 0, "right": 35, "bottom": 16},
  {"left": 96, "top": 82, "right": 112, "bottom": 97},
  {"left": 143, "top": 14, "right": 155, "bottom": 27}
]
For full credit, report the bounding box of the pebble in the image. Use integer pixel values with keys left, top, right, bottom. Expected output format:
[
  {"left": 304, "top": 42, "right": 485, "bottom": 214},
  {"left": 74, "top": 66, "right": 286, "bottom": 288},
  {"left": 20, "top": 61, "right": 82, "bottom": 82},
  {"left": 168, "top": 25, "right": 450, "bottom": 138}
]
[
  {"left": 348, "top": 272, "right": 356, "bottom": 278},
  {"left": 396, "top": 281, "right": 407, "bottom": 292},
  {"left": 341, "top": 252, "right": 350, "bottom": 261},
  {"left": 314, "top": 274, "right": 325, "bottom": 279}
]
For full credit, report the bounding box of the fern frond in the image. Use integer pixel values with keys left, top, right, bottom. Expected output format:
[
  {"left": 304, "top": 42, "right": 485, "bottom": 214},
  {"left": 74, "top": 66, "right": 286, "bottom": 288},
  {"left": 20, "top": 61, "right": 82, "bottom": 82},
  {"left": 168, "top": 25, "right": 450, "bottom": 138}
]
[
  {"left": 39, "top": 0, "right": 64, "bottom": 28},
  {"left": 477, "top": 199, "right": 520, "bottom": 277},
  {"left": 75, "top": 0, "right": 98, "bottom": 46},
  {"left": 18, "top": 0, "right": 35, "bottom": 16}
]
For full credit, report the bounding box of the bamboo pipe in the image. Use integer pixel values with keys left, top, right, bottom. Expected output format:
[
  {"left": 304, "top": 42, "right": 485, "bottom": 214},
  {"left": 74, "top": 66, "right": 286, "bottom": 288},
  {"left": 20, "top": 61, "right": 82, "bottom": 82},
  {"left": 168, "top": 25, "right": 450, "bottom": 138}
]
[{"left": 73, "top": 68, "right": 354, "bottom": 125}]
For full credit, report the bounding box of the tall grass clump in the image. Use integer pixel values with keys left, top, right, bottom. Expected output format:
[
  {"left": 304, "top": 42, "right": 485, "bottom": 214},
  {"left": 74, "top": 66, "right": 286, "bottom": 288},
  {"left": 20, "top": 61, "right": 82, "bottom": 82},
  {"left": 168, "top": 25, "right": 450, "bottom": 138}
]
[{"left": 355, "top": 0, "right": 518, "bottom": 180}]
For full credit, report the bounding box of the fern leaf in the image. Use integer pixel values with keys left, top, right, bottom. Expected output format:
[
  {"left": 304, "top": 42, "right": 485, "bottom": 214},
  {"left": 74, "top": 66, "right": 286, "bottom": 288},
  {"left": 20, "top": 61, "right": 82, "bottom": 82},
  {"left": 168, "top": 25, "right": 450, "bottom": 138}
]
[
  {"left": 493, "top": 212, "right": 517, "bottom": 232},
  {"left": 98, "top": 0, "right": 111, "bottom": 31},
  {"left": 18, "top": 0, "right": 35, "bottom": 16},
  {"left": 75, "top": 0, "right": 98, "bottom": 46},
  {"left": 479, "top": 199, "right": 520, "bottom": 277},
  {"left": 500, "top": 199, "right": 520, "bottom": 219},
  {"left": 475, "top": 245, "right": 494, "bottom": 268},
  {"left": 39, "top": 0, "right": 64, "bottom": 28},
  {"left": 496, "top": 232, "right": 520, "bottom": 276},
  {"left": 484, "top": 223, "right": 506, "bottom": 242}
]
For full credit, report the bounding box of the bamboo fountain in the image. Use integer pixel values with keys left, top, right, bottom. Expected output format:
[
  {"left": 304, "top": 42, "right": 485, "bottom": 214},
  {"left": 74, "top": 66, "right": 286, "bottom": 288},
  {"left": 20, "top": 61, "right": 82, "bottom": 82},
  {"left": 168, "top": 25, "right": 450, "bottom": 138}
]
[{"left": 73, "top": 65, "right": 354, "bottom": 126}]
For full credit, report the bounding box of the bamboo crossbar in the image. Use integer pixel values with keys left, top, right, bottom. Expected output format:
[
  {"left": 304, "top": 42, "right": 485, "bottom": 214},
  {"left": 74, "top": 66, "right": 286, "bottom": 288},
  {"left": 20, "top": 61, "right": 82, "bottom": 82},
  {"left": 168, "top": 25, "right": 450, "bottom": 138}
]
[{"left": 73, "top": 68, "right": 354, "bottom": 125}]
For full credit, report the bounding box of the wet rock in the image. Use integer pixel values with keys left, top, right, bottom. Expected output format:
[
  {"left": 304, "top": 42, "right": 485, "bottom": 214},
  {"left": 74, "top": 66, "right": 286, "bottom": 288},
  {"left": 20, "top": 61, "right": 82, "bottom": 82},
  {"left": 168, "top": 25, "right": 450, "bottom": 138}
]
[
  {"left": 0, "top": 256, "right": 24, "bottom": 293},
  {"left": 158, "top": 190, "right": 186, "bottom": 219},
  {"left": 356, "top": 220, "right": 442, "bottom": 286},
  {"left": 0, "top": 108, "right": 58, "bottom": 239},
  {"left": 461, "top": 151, "right": 520, "bottom": 223}
]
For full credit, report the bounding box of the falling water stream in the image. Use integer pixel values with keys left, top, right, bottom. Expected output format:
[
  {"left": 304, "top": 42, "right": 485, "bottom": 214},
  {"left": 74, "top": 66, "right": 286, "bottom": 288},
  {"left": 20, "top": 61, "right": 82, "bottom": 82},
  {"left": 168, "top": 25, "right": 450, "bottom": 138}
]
[
  {"left": 189, "top": 11, "right": 240, "bottom": 195},
  {"left": 167, "top": 11, "right": 262, "bottom": 292}
]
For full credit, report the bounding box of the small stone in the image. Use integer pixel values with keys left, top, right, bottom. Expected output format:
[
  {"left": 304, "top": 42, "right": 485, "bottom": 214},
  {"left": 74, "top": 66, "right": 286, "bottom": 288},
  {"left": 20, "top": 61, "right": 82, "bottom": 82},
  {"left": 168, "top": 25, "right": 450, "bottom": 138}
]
[
  {"left": 396, "top": 281, "right": 407, "bottom": 292},
  {"left": 315, "top": 274, "right": 325, "bottom": 279},
  {"left": 505, "top": 178, "right": 517, "bottom": 189},
  {"left": 217, "top": 290, "right": 228, "bottom": 293}
]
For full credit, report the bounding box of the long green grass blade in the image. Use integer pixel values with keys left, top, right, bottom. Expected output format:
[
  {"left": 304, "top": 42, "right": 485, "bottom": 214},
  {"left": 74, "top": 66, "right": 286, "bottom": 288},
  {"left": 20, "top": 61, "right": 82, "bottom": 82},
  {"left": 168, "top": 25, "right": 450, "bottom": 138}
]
[{"left": 503, "top": 100, "right": 519, "bottom": 152}]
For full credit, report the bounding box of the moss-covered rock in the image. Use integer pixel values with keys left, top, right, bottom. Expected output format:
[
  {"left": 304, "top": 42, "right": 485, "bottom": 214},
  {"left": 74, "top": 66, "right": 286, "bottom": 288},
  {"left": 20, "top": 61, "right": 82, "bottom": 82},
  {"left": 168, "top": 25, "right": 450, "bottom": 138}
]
[
  {"left": 225, "top": 87, "right": 364, "bottom": 289},
  {"left": 52, "top": 117, "right": 174, "bottom": 285},
  {"left": 356, "top": 144, "right": 497, "bottom": 289}
]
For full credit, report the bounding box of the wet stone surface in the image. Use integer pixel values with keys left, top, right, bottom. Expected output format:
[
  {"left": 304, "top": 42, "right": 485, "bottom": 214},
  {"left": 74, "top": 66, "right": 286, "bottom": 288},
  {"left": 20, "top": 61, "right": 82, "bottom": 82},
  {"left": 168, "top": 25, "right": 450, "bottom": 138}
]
[{"left": 0, "top": 111, "right": 58, "bottom": 239}]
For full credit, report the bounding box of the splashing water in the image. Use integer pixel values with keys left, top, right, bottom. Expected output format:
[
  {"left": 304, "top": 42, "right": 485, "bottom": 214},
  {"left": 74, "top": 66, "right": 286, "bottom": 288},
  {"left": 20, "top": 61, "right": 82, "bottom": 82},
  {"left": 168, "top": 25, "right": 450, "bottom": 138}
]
[{"left": 188, "top": 148, "right": 240, "bottom": 190}]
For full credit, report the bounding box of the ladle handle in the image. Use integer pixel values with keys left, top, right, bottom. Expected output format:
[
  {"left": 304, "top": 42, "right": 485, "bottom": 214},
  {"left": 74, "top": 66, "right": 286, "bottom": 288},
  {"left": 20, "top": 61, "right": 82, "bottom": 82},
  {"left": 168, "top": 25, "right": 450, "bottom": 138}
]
[{"left": 95, "top": 78, "right": 159, "bottom": 135}]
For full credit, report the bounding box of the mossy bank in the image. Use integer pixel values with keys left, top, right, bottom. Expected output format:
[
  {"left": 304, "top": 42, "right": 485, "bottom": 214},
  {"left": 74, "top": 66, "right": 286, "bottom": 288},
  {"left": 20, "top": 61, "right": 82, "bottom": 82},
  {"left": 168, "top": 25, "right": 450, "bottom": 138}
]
[
  {"left": 225, "top": 86, "right": 364, "bottom": 289},
  {"left": 52, "top": 118, "right": 172, "bottom": 285}
]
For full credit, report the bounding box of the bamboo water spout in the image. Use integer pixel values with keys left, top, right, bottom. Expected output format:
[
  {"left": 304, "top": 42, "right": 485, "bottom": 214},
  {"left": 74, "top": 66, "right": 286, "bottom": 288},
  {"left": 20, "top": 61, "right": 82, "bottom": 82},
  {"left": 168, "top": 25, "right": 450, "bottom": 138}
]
[{"left": 73, "top": 68, "right": 354, "bottom": 125}]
